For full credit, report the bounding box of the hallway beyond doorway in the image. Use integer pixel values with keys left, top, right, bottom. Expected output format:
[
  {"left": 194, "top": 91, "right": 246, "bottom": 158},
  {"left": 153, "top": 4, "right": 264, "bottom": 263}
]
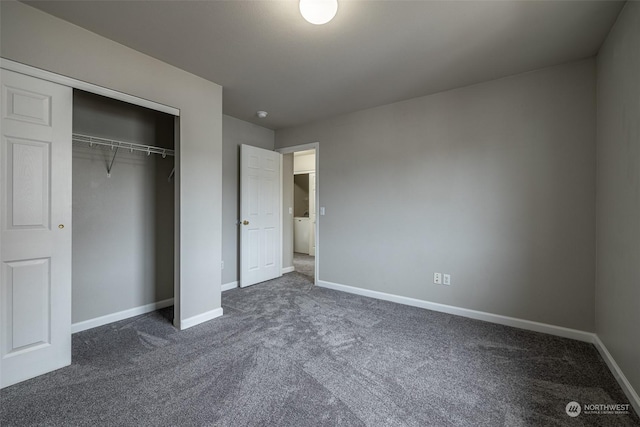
[{"left": 293, "top": 252, "right": 315, "bottom": 279}]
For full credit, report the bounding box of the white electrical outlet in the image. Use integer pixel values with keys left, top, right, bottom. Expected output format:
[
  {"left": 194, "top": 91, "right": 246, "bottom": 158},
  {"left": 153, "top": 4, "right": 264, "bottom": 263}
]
[
  {"left": 434, "top": 272, "right": 442, "bottom": 285},
  {"left": 443, "top": 274, "right": 451, "bottom": 286}
]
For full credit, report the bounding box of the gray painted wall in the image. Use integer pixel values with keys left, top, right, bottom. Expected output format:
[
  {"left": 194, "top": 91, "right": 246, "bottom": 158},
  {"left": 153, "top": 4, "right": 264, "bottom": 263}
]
[
  {"left": 276, "top": 59, "right": 596, "bottom": 331},
  {"left": 222, "top": 115, "right": 274, "bottom": 285},
  {"left": 1, "top": 1, "right": 223, "bottom": 326},
  {"left": 596, "top": 2, "right": 640, "bottom": 398},
  {"left": 72, "top": 91, "right": 174, "bottom": 323},
  {"left": 283, "top": 154, "right": 294, "bottom": 271}
]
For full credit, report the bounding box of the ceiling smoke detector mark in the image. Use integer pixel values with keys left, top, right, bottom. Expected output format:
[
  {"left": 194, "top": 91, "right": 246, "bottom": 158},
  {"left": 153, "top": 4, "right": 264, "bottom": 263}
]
[{"left": 256, "top": 111, "right": 268, "bottom": 119}]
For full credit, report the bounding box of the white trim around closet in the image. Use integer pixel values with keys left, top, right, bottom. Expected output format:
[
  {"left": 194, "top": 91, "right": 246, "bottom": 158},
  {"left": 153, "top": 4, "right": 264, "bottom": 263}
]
[
  {"left": 71, "top": 298, "right": 175, "bottom": 333},
  {"left": 222, "top": 281, "right": 238, "bottom": 292},
  {"left": 0, "top": 58, "right": 180, "bottom": 116},
  {"left": 177, "top": 308, "right": 224, "bottom": 330}
]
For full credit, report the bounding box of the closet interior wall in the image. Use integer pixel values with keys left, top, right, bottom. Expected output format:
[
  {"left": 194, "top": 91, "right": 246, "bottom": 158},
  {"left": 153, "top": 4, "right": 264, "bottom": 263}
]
[{"left": 72, "top": 90, "right": 175, "bottom": 325}]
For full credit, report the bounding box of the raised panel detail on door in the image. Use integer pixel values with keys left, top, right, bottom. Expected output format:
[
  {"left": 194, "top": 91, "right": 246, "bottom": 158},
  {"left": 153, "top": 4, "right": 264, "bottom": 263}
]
[
  {"left": 4, "top": 86, "right": 51, "bottom": 127},
  {"left": 5, "top": 137, "right": 50, "bottom": 229},
  {"left": 262, "top": 177, "right": 274, "bottom": 215},
  {"left": 248, "top": 153, "right": 259, "bottom": 170},
  {"left": 264, "top": 228, "right": 275, "bottom": 267},
  {"left": 265, "top": 157, "right": 276, "bottom": 172},
  {"left": 248, "top": 229, "right": 260, "bottom": 271},
  {"left": 2, "top": 258, "right": 51, "bottom": 355},
  {"left": 248, "top": 175, "right": 259, "bottom": 217}
]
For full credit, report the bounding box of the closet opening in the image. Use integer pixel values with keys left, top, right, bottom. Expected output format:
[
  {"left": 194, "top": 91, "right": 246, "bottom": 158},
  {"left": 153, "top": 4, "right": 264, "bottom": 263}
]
[{"left": 71, "top": 89, "right": 176, "bottom": 332}]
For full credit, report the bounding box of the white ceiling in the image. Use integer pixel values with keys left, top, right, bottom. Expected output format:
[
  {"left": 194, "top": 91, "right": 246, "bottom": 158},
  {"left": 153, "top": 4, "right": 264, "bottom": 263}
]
[{"left": 25, "top": 1, "right": 624, "bottom": 130}]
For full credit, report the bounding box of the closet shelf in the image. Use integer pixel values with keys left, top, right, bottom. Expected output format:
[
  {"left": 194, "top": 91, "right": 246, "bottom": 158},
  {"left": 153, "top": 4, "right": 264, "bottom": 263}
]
[
  {"left": 72, "top": 133, "right": 175, "bottom": 178},
  {"left": 72, "top": 133, "right": 175, "bottom": 158}
]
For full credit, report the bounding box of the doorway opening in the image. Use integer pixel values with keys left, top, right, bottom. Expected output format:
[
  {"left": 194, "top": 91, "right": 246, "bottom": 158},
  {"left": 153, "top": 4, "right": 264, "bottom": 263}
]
[{"left": 278, "top": 143, "right": 319, "bottom": 285}]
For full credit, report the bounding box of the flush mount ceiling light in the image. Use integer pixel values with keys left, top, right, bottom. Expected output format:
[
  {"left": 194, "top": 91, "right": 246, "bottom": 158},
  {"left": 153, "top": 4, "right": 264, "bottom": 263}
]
[
  {"left": 299, "top": 0, "right": 338, "bottom": 25},
  {"left": 256, "top": 110, "right": 268, "bottom": 119}
]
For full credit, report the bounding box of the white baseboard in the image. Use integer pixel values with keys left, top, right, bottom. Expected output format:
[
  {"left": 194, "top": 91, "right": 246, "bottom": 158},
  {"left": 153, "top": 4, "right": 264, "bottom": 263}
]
[
  {"left": 317, "top": 279, "right": 640, "bottom": 416},
  {"left": 72, "top": 298, "right": 174, "bottom": 333},
  {"left": 222, "top": 281, "right": 238, "bottom": 292},
  {"left": 282, "top": 266, "right": 295, "bottom": 274},
  {"left": 317, "top": 280, "right": 594, "bottom": 342},
  {"left": 178, "top": 307, "right": 224, "bottom": 330},
  {"left": 592, "top": 335, "right": 640, "bottom": 416}
]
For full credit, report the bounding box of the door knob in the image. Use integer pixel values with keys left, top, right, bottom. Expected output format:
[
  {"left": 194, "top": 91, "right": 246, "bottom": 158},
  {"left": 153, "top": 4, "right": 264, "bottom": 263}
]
[
  {"left": 58, "top": 224, "right": 64, "bottom": 229},
  {"left": 242, "top": 220, "right": 249, "bottom": 225}
]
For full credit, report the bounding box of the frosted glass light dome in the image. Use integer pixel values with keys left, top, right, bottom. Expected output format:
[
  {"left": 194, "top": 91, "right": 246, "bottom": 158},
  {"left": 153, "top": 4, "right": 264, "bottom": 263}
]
[{"left": 299, "top": 0, "right": 338, "bottom": 25}]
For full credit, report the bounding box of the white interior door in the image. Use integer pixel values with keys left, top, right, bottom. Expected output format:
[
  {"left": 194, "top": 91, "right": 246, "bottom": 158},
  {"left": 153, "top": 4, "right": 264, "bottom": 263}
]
[
  {"left": 240, "top": 144, "right": 281, "bottom": 287},
  {"left": 309, "top": 172, "right": 316, "bottom": 257},
  {"left": 0, "top": 69, "right": 72, "bottom": 388}
]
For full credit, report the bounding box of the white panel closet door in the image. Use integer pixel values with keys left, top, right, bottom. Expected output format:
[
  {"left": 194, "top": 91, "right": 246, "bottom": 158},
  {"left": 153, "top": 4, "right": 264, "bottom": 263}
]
[
  {"left": 240, "top": 144, "right": 281, "bottom": 287},
  {"left": 0, "top": 69, "right": 72, "bottom": 388}
]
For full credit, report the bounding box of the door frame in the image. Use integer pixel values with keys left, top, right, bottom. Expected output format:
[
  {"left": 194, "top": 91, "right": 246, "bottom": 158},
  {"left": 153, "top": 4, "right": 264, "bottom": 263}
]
[
  {"left": 276, "top": 142, "right": 319, "bottom": 285},
  {"left": 0, "top": 59, "right": 183, "bottom": 328},
  {"left": 1, "top": 59, "right": 178, "bottom": 115}
]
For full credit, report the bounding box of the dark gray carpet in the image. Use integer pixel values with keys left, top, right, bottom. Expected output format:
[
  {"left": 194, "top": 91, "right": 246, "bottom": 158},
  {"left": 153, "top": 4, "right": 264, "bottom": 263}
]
[
  {"left": 293, "top": 252, "right": 315, "bottom": 278},
  {"left": 1, "top": 272, "right": 638, "bottom": 426}
]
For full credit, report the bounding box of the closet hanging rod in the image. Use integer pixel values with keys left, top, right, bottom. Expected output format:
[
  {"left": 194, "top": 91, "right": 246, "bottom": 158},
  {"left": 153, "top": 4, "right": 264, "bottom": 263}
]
[{"left": 72, "top": 133, "right": 175, "bottom": 158}]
